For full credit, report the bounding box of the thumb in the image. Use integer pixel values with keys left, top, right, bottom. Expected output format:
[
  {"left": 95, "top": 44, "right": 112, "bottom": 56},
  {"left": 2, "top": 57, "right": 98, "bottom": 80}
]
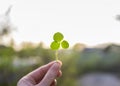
[{"left": 37, "top": 61, "right": 62, "bottom": 86}]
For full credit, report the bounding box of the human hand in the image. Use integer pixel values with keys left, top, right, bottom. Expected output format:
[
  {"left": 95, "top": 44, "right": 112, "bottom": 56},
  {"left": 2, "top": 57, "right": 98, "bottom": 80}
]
[{"left": 17, "top": 60, "right": 62, "bottom": 86}]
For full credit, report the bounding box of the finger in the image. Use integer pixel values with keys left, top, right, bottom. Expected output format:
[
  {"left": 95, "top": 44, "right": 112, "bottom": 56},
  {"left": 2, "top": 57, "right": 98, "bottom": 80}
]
[
  {"left": 17, "top": 61, "right": 56, "bottom": 86},
  {"left": 20, "top": 60, "right": 62, "bottom": 85},
  {"left": 57, "top": 70, "right": 62, "bottom": 77},
  {"left": 50, "top": 79, "right": 57, "bottom": 86},
  {"left": 50, "top": 70, "right": 62, "bottom": 86},
  {"left": 27, "top": 61, "right": 55, "bottom": 84},
  {"left": 37, "top": 61, "right": 62, "bottom": 86}
]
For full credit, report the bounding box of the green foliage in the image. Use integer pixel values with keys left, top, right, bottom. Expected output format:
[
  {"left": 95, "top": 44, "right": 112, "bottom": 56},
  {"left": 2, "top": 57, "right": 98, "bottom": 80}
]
[
  {"left": 0, "top": 45, "right": 16, "bottom": 57},
  {"left": 50, "top": 41, "right": 60, "bottom": 50},
  {"left": 50, "top": 32, "right": 69, "bottom": 50},
  {"left": 0, "top": 44, "right": 78, "bottom": 86},
  {"left": 50, "top": 32, "right": 69, "bottom": 60},
  {"left": 1, "top": 42, "right": 120, "bottom": 86},
  {"left": 57, "top": 49, "right": 79, "bottom": 86},
  {"left": 53, "top": 32, "right": 64, "bottom": 42},
  {"left": 61, "top": 40, "right": 69, "bottom": 49}
]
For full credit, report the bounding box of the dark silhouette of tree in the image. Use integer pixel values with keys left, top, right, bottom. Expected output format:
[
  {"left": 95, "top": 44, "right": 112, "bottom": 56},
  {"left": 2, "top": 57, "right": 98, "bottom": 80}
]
[{"left": 115, "top": 15, "right": 120, "bottom": 21}]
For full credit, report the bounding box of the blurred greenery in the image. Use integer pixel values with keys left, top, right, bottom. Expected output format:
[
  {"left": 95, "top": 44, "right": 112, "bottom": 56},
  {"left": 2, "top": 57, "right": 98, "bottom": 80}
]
[
  {"left": 1, "top": 42, "right": 120, "bottom": 86},
  {"left": 0, "top": 43, "right": 79, "bottom": 86}
]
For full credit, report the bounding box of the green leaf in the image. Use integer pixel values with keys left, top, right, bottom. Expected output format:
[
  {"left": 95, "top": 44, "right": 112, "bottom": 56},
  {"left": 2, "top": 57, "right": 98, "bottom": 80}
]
[
  {"left": 53, "top": 32, "right": 64, "bottom": 42},
  {"left": 50, "top": 41, "right": 60, "bottom": 50},
  {"left": 61, "top": 40, "right": 69, "bottom": 49}
]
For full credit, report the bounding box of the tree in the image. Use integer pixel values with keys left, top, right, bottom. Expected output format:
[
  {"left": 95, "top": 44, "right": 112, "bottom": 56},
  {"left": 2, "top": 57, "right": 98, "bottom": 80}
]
[
  {"left": 0, "top": 6, "right": 15, "bottom": 44},
  {"left": 115, "top": 15, "right": 120, "bottom": 21}
]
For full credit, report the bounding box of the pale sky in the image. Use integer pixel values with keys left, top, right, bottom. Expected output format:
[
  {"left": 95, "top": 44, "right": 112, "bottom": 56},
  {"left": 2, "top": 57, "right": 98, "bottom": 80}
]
[{"left": 0, "top": 0, "right": 120, "bottom": 47}]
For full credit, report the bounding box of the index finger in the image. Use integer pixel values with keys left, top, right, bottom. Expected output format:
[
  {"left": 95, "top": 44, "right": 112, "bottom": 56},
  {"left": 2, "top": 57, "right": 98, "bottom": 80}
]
[{"left": 23, "top": 60, "right": 62, "bottom": 84}]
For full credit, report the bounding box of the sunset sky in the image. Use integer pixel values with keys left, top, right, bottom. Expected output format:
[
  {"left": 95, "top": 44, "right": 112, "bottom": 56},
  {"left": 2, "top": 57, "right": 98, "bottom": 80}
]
[{"left": 0, "top": 0, "right": 120, "bottom": 47}]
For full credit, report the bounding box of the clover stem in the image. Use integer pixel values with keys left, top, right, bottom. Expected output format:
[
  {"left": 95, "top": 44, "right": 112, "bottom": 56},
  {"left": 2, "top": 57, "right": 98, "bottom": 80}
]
[{"left": 55, "top": 50, "right": 58, "bottom": 61}]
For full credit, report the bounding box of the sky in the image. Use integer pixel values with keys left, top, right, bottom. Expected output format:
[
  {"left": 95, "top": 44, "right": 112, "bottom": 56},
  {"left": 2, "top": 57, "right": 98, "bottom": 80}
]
[{"left": 0, "top": 0, "right": 120, "bottom": 47}]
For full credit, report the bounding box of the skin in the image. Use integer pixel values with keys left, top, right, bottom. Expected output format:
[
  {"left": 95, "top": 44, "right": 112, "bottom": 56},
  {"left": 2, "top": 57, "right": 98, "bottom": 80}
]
[{"left": 17, "top": 60, "right": 62, "bottom": 86}]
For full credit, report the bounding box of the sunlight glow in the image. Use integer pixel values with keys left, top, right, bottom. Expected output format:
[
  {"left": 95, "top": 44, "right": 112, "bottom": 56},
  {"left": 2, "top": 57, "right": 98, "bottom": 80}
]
[{"left": 0, "top": 0, "right": 120, "bottom": 47}]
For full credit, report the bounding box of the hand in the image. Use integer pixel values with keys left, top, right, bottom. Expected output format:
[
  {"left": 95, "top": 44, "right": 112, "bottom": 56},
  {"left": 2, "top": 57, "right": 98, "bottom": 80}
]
[{"left": 17, "top": 60, "right": 62, "bottom": 86}]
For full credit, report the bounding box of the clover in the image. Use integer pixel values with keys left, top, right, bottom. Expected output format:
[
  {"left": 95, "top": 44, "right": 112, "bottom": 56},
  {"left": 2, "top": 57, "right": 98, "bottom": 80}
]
[{"left": 50, "top": 32, "right": 69, "bottom": 61}]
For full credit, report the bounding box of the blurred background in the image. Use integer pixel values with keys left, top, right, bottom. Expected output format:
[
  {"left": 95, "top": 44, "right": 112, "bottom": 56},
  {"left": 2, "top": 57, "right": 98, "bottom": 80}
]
[{"left": 1, "top": 0, "right": 120, "bottom": 86}]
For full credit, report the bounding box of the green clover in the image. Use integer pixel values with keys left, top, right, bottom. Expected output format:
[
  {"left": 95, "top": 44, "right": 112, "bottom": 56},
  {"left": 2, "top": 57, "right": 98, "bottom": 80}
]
[{"left": 50, "top": 32, "right": 69, "bottom": 60}]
